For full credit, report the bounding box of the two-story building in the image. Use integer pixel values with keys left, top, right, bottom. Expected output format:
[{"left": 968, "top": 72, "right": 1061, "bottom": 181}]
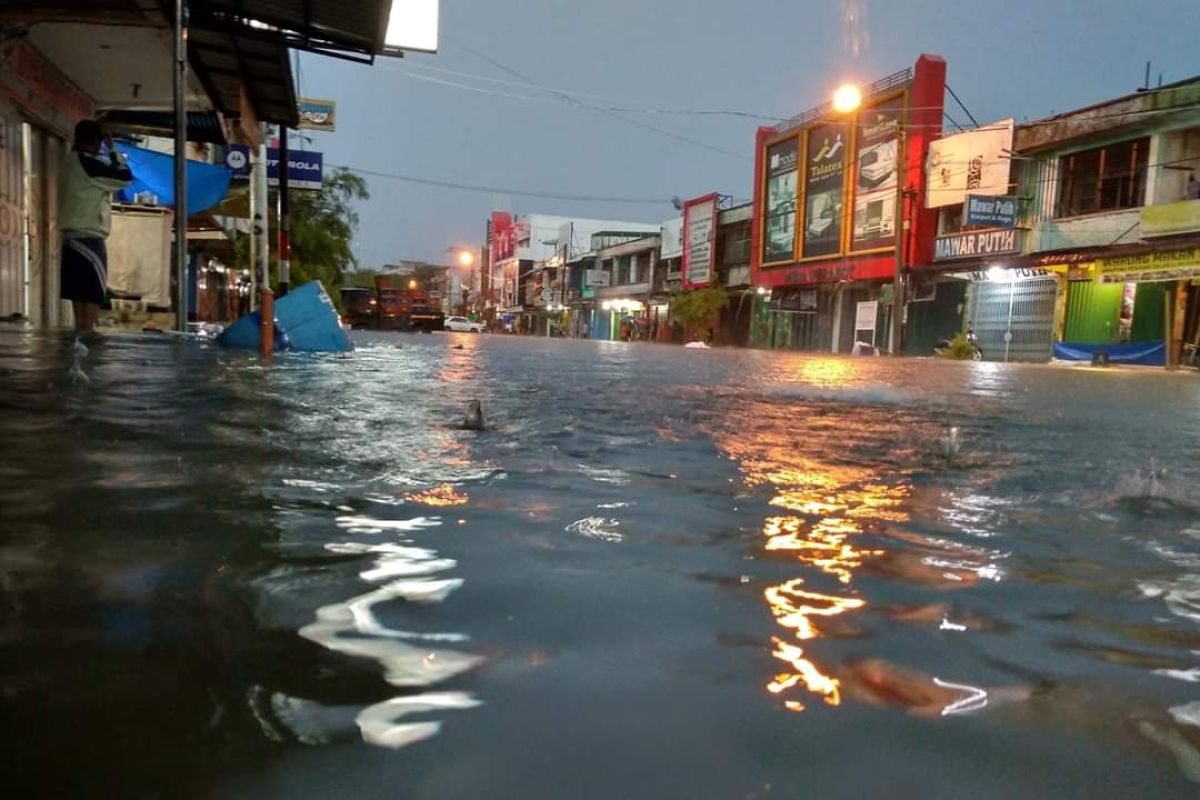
[{"left": 998, "top": 76, "right": 1200, "bottom": 367}]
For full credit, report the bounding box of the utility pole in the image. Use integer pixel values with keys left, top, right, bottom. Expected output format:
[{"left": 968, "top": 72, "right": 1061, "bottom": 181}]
[
  {"left": 252, "top": 126, "right": 269, "bottom": 310},
  {"left": 277, "top": 127, "right": 291, "bottom": 296},
  {"left": 891, "top": 128, "right": 907, "bottom": 354},
  {"left": 172, "top": 0, "right": 188, "bottom": 332}
]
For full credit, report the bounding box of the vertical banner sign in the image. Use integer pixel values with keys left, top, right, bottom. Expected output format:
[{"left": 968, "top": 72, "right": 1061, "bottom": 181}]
[
  {"left": 682, "top": 194, "right": 718, "bottom": 288},
  {"left": 803, "top": 121, "right": 848, "bottom": 258},
  {"left": 762, "top": 136, "right": 799, "bottom": 263},
  {"left": 851, "top": 99, "right": 902, "bottom": 251}
]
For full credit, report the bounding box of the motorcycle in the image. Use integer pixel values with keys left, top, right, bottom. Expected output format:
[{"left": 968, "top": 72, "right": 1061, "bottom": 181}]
[{"left": 935, "top": 325, "right": 984, "bottom": 361}]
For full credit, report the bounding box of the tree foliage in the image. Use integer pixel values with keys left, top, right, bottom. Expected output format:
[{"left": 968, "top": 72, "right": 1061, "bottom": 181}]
[
  {"left": 287, "top": 168, "right": 369, "bottom": 292},
  {"left": 670, "top": 286, "right": 728, "bottom": 329}
]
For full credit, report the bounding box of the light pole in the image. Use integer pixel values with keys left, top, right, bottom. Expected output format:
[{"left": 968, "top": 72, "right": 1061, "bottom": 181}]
[
  {"left": 833, "top": 82, "right": 906, "bottom": 354},
  {"left": 446, "top": 247, "right": 477, "bottom": 316}
]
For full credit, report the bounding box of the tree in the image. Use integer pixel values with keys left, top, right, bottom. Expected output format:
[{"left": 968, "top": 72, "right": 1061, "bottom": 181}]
[
  {"left": 287, "top": 168, "right": 369, "bottom": 293},
  {"left": 670, "top": 286, "right": 728, "bottom": 331}
]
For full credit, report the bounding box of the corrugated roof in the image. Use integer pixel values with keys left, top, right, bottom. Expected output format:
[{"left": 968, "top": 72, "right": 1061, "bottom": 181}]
[{"left": 192, "top": 0, "right": 392, "bottom": 56}]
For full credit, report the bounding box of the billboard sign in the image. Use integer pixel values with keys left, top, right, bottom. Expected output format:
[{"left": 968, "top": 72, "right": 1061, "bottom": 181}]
[
  {"left": 1142, "top": 200, "right": 1200, "bottom": 238},
  {"left": 803, "top": 122, "right": 848, "bottom": 259},
  {"left": 762, "top": 137, "right": 799, "bottom": 263},
  {"left": 682, "top": 194, "right": 719, "bottom": 288},
  {"left": 383, "top": 0, "right": 440, "bottom": 54},
  {"left": 660, "top": 217, "right": 684, "bottom": 259},
  {"left": 490, "top": 212, "right": 516, "bottom": 262},
  {"left": 964, "top": 194, "right": 1019, "bottom": 228},
  {"left": 227, "top": 145, "right": 323, "bottom": 190},
  {"left": 851, "top": 100, "right": 902, "bottom": 251},
  {"left": 298, "top": 98, "right": 336, "bottom": 132},
  {"left": 926, "top": 120, "right": 1015, "bottom": 208}
]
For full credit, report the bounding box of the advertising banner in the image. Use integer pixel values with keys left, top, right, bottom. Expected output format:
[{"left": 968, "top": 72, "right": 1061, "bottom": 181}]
[
  {"left": 298, "top": 98, "right": 336, "bottom": 132},
  {"left": 803, "top": 122, "right": 848, "bottom": 258},
  {"left": 926, "top": 120, "right": 1014, "bottom": 208},
  {"left": 585, "top": 269, "right": 610, "bottom": 287},
  {"left": 1097, "top": 247, "right": 1200, "bottom": 283},
  {"left": 490, "top": 212, "right": 516, "bottom": 262},
  {"left": 683, "top": 194, "right": 719, "bottom": 288},
  {"left": 762, "top": 137, "right": 799, "bottom": 263},
  {"left": 934, "top": 229, "right": 1022, "bottom": 261},
  {"left": 660, "top": 217, "right": 685, "bottom": 259},
  {"left": 227, "top": 146, "right": 323, "bottom": 190},
  {"left": 851, "top": 100, "right": 902, "bottom": 251},
  {"left": 965, "top": 194, "right": 1019, "bottom": 228}
]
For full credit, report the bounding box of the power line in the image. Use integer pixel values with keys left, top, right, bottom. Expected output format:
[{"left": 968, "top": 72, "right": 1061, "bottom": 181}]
[
  {"left": 393, "top": 61, "right": 786, "bottom": 122},
  {"left": 444, "top": 36, "right": 748, "bottom": 159},
  {"left": 327, "top": 162, "right": 672, "bottom": 205}
]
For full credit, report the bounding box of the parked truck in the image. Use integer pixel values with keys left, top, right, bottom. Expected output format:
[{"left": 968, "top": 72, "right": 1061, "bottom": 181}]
[{"left": 338, "top": 275, "right": 445, "bottom": 332}]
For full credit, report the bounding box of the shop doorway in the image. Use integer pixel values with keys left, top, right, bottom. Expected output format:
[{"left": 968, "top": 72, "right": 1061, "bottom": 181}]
[{"left": 967, "top": 277, "right": 1058, "bottom": 362}]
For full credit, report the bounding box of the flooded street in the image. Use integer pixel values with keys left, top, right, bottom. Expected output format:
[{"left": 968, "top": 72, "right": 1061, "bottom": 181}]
[{"left": 4, "top": 327, "right": 1200, "bottom": 797}]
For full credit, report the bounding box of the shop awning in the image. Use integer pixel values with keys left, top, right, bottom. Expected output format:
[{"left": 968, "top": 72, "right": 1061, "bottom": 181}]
[{"left": 190, "top": 0, "right": 395, "bottom": 59}]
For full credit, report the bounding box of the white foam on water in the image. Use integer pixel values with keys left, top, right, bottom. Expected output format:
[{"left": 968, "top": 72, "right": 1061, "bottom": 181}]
[
  {"left": 357, "top": 692, "right": 483, "bottom": 750},
  {"left": 767, "top": 382, "right": 914, "bottom": 407},
  {"left": 336, "top": 514, "right": 442, "bottom": 532},
  {"left": 1170, "top": 701, "right": 1200, "bottom": 729},
  {"left": 565, "top": 516, "right": 624, "bottom": 543}
]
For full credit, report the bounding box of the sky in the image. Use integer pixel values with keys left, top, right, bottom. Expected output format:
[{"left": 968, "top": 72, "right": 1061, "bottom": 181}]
[{"left": 295, "top": 0, "right": 1199, "bottom": 268}]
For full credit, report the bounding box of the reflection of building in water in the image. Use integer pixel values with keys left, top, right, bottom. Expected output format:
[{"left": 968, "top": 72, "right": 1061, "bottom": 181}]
[{"left": 718, "top": 430, "right": 909, "bottom": 713}]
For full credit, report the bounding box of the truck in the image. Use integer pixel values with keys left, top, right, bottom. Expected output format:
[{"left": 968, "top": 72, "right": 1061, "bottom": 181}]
[{"left": 338, "top": 275, "right": 446, "bottom": 332}]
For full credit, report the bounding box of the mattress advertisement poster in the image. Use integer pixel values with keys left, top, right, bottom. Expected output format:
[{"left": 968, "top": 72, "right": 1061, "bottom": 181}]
[
  {"left": 851, "top": 99, "right": 901, "bottom": 251},
  {"left": 762, "top": 137, "right": 799, "bottom": 263},
  {"left": 803, "top": 121, "right": 848, "bottom": 259}
]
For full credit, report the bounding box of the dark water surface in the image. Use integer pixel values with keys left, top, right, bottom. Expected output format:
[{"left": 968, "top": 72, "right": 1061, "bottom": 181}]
[{"left": 4, "top": 326, "right": 1200, "bottom": 798}]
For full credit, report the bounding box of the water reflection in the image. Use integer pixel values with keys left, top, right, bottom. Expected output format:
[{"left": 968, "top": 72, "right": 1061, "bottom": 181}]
[{"left": 717, "top": 420, "right": 909, "bottom": 712}]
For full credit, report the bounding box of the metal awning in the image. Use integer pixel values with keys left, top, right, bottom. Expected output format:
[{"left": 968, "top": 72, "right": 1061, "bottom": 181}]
[
  {"left": 100, "top": 109, "right": 228, "bottom": 143},
  {"left": 189, "top": 0, "right": 393, "bottom": 61},
  {"left": 188, "top": 23, "right": 298, "bottom": 125}
]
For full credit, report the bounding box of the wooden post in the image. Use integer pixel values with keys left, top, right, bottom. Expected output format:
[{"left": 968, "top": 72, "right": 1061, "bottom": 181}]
[
  {"left": 1169, "top": 280, "right": 1187, "bottom": 369},
  {"left": 260, "top": 288, "right": 274, "bottom": 357}
]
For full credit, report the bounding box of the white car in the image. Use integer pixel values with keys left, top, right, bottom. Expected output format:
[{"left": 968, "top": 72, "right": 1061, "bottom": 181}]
[{"left": 444, "top": 316, "right": 485, "bottom": 333}]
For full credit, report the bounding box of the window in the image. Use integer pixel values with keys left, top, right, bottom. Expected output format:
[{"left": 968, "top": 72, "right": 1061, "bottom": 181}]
[
  {"left": 1056, "top": 138, "right": 1149, "bottom": 217},
  {"left": 617, "top": 256, "right": 631, "bottom": 285}
]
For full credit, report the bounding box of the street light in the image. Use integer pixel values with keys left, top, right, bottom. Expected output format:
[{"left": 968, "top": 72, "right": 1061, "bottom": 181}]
[
  {"left": 832, "top": 81, "right": 905, "bottom": 353},
  {"left": 456, "top": 250, "right": 475, "bottom": 268},
  {"left": 832, "top": 83, "right": 863, "bottom": 114}
]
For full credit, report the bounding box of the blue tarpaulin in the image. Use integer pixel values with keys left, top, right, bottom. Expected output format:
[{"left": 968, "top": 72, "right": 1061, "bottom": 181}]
[
  {"left": 218, "top": 281, "right": 353, "bottom": 353},
  {"left": 114, "top": 144, "right": 231, "bottom": 215},
  {"left": 1053, "top": 340, "right": 1166, "bottom": 366}
]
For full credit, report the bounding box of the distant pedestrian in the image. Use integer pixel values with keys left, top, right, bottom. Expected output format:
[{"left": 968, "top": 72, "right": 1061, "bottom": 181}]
[{"left": 61, "top": 119, "right": 132, "bottom": 332}]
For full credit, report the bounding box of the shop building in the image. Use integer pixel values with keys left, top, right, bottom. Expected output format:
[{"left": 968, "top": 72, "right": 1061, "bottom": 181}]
[
  {"left": 1009, "top": 75, "right": 1200, "bottom": 367},
  {"left": 749, "top": 54, "right": 947, "bottom": 354}
]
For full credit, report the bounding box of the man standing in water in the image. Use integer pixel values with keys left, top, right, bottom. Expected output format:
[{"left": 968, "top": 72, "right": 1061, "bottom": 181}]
[{"left": 60, "top": 119, "right": 132, "bottom": 332}]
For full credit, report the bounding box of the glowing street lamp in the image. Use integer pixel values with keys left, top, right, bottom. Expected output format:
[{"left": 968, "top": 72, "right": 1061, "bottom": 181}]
[
  {"left": 456, "top": 249, "right": 475, "bottom": 267},
  {"left": 832, "top": 83, "right": 863, "bottom": 114}
]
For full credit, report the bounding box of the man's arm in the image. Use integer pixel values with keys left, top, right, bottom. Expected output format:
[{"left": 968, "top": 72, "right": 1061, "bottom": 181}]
[{"left": 79, "top": 148, "right": 133, "bottom": 190}]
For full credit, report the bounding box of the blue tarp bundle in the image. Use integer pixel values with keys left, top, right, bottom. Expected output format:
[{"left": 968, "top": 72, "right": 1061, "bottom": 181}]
[
  {"left": 1053, "top": 340, "right": 1166, "bottom": 366},
  {"left": 114, "top": 144, "right": 231, "bottom": 215},
  {"left": 218, "top": 281, "right": 353, "bottom": 353}
]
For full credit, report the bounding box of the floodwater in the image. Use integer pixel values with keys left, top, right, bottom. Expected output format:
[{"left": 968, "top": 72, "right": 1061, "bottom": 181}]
[{"left": 3, "top": 325, "right": 1200, "bottom": 798}]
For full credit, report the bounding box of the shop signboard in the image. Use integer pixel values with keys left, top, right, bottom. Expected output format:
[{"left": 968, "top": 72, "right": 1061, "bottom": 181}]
[
  {"left": 0, "top": 41, "right": 94, "bottom": 137},
  {"left": 934, "top": 229, "right": 1022, "bottom": 261},
  {"left": 1097, "top": 246, "right": 1200, "bottom": 284},
  {"left": 926, "top": 120, "right": 1015, "bottom": 208},
  {"left": 851, "top": 100, "right": 902, "bottom": 251},
  {"left": 682, "top": 193, "right": 718, "bottom": 288},
  {"left": 803, "top": 122, "right": 848, "bottom": 258},
  {"left": 762, "top": 137, "right": 799, "bottom": 263},
  {"left": 660, "top": 217, "right": 684, "bottom": 259},
  {"left": 298, "top": 98, "right": 336, "bottom": 132},
  {"left": 1142, "top": 200, "right": 1200, "bottom": 238},
  {"left": 585, "top": 269, "right": 610, "bottom": 287},
  {"left": 855, "top": 300, "right": 878, "bottom": 343},
  {"left": 227, "top": 146, "right": 323, "bottom": 189},
  {"left": 964, "top": 194, "right": 1019, "bottom": 228},
  {"left": 383, "top": 0, "right": 440, "bottom": 54}
]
